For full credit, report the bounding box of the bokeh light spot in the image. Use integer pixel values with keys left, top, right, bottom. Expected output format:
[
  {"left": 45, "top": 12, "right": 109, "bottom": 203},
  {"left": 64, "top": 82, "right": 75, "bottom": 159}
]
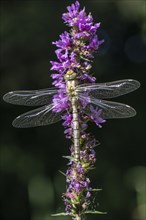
[{"left": 28, "top": 175, "right": 54, "bottom": 208}]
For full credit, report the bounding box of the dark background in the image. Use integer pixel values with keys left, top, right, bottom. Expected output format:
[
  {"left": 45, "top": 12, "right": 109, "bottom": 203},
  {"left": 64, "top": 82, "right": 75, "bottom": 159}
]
[{"left": 0, "top": 0, "right": 146, "bottom": 220}]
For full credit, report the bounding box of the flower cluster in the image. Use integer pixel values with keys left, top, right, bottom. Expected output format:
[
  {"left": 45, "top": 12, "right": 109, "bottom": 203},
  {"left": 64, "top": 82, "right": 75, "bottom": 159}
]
[
  {"left": 50, "top": 1, "right": 105, "bottom": 219},
  {"left": 64, "top": 161, "right": 91, "bottom": 215},
  {"left": 62, "top": 134, "right": 99, "bottom": 219},
  {"left": 50, "top": 0, "right": 104, "bottom": 117}
]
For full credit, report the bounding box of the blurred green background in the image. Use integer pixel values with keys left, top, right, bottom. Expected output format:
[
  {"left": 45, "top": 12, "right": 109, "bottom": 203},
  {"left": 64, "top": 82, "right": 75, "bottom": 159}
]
[{"left": 0, "top": 0, "right": 146, "bottom": 220}]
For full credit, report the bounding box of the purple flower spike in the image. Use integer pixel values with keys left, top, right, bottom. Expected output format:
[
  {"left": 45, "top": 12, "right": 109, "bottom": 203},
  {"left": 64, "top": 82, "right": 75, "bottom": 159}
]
[{"left": 51, "top": 1, "right": 104, "bottom": 218}]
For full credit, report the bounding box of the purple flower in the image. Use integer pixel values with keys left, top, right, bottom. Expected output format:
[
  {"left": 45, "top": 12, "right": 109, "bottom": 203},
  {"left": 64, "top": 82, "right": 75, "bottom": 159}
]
[
  {"left": 86, "top": 191, "right": 91, "bottom": 198},
  {"left": 64, "top": 127, "right": 72, "bottom": 139},
  {"left": 62, "top": 113, "right": 72, "bottom": 126},
  {"left": 79, "top": 73, "right": 96, "bottom": 83},
  {"left": 52, "top": 90, "right": 69, "bottom": 112},
  {"left": 89, "top": 35, "right": 100, "bottom": 50},
  {"left": 50, "top": 61, "right": 64, "bottom": 72},
  {"left": 76, "top": 163, "right": 84, "bottom": 173},
  {"left": 62, "top": 1, "right": 80, "bottom": 26},
  {"left": 55, "top": 49, "right": 69, "bottom": 62},
  {"left": 51, "top": 73, "right": 61, "bottom": 79},
  {"left": 53, "top": 31, "right": 72, "bottom": 49},
  {"left": 62, "top": 113, "right": 73, "bottom": 139},
  {"left": 74, "top": 181, "right": 80, "bottom": 191},
  {"left": 89, "top": 105, "right": 106, "bottom": 128},
  {"left": 52, "top": 78, "right": 65, "bottom": 88}
]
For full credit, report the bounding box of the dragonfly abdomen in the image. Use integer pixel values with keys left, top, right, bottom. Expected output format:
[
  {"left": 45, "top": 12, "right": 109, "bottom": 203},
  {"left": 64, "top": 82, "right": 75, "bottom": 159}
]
[{"left": 71, "top": 96, "right": 80, "bottom": 161}]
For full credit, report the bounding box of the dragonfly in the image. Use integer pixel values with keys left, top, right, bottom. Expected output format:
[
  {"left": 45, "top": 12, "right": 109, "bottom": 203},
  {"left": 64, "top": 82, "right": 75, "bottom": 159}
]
[{"left": 3, "top": 72, "right": 140, "bottom": 160}]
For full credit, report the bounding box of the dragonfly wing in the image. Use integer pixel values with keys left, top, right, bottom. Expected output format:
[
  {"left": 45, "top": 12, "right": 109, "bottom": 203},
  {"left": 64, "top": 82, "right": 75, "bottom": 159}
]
[
  {"left": 12, "top": 104, "right": 63, "bottom": 128},
  {"left": 76, "top": 79, "right": 140, "bottom": 99},
  {"left": 79, "top": 95, "right": 136, "bottom": 119},
  {"left": 3, "top": 88, "right": 58, "bottom": 106}
]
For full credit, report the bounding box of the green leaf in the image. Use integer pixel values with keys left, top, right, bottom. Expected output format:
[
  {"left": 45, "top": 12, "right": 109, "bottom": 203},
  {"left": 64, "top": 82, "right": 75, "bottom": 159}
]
[
  {"left": 89, "top": 188, "right": 102, "bottom": 192},
  {"left": 80, "top": 55, "right": 91, "bottom": 62},
  {"left": 59, "top": 170, "right": 66, "bottom": 176},
  {"left": 51, "top": 212, "right": 68, "bottom": 217},
  {"left": 62, "top": 156, "right": 76, "bottom": 161},
  {"left": 85, "top": 210, "right": 107, "bottom": 215},
  {"left": 87, "top": 167, "right": 96, "bottom": 171}
]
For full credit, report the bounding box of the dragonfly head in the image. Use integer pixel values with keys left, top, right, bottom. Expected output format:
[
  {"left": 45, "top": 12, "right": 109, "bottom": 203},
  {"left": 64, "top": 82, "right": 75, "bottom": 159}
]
[{"left": 64, "top": 70, "right": 77, "bottom": 81}]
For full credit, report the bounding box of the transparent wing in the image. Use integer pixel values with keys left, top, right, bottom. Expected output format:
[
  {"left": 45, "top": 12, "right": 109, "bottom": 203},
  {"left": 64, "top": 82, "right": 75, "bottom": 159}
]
[
  {"left": 76, "top": 79, "right": 140, "bottom": 99},
  {"left": 12, "top": 104, "right": 63, "bottom": 128},
  {"left": 3, "top": 88, "right": 58, "bottom": 106},
  {"left": 79, "top": 95, "right": 136, "bottom": 119}
]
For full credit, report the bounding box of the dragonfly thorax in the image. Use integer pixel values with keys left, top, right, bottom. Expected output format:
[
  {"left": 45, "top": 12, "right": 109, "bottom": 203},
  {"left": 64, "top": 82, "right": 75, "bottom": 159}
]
[
  {"left": 66, "top": 80, "right": 77, "bottom": 98},
  {"left": 65, "top": 70, "right": 78, "bottom": 97}
]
